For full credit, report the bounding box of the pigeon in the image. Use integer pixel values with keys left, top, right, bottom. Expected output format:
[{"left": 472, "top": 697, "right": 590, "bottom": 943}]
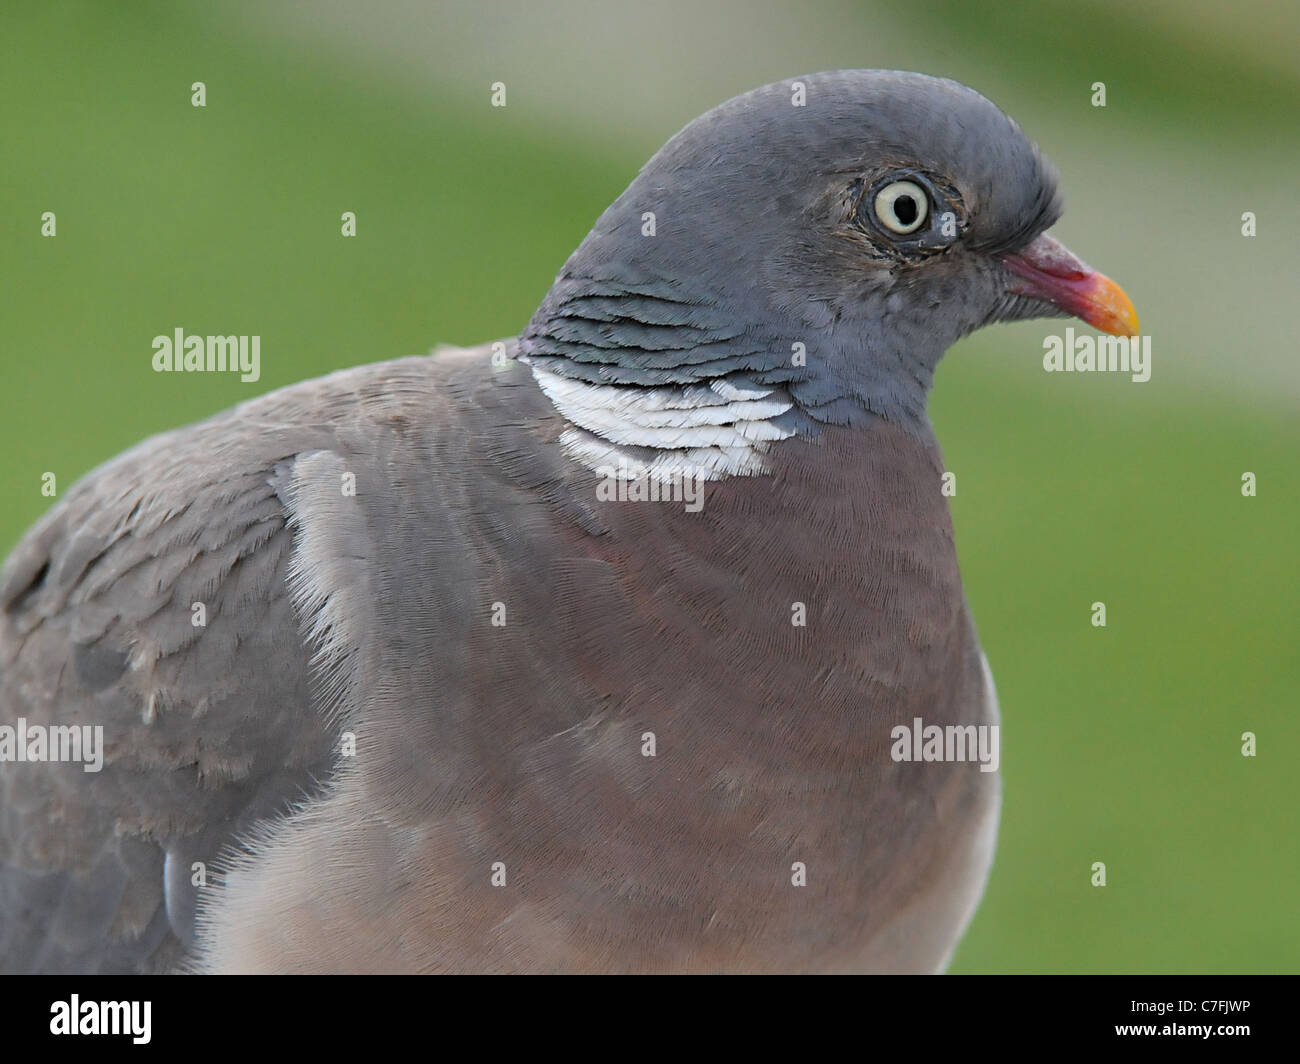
[{"left": 0, "top": 70, "right": 1136, "bottom": 974}]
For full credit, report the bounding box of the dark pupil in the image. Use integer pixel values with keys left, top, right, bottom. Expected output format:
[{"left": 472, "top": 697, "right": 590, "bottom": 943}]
[{"left": 893, "top": 195, "right": 918, "bottom": 226}]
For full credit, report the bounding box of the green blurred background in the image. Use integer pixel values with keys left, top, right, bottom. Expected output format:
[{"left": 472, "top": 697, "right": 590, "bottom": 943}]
[{"left": 1, "top": 1, "right": 1295, "bottom": 972}]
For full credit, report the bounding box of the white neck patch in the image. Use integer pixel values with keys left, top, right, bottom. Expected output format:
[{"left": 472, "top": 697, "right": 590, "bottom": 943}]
[{"left": 526, "top": 361, "right": 796, "bottom": 481}]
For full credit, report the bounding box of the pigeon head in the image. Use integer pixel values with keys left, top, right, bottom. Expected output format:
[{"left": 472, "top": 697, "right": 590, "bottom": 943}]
[{"left": 521, "top": 70, "right": 1137, "bottom": 466}]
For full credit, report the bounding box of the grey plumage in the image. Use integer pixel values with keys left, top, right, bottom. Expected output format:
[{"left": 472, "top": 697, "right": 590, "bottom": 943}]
[
  {"left": 0, "top": 70, "right": 1133, "bottom": 972},
  {"left": 524, "top": 70, "right": 1062, "bottom": 424}
]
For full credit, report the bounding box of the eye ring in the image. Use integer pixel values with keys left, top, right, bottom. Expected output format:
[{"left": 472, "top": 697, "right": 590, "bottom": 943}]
[{"left": 873, "top": 179, "right": 929, "bottom": 235}]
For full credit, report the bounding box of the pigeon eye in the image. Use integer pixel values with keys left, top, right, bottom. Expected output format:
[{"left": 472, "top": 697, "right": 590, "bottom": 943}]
[{"left": 874, "top": 180, "right": 929, "bottom": 235}]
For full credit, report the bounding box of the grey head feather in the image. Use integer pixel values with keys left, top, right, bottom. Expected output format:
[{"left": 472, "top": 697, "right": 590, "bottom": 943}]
[{"left": 520, "top": 69, "right": 1062, "bottom": 431}]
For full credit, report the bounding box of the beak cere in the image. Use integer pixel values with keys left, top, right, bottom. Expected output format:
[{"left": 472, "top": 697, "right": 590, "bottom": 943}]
[{"left": 999, "top": 232, "right": 1139, "bottom": 336}]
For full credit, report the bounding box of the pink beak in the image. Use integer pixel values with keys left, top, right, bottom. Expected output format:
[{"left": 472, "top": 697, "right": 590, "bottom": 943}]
[{"left": 999, "top": 233, "right": 1139, "bottom": 336}]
